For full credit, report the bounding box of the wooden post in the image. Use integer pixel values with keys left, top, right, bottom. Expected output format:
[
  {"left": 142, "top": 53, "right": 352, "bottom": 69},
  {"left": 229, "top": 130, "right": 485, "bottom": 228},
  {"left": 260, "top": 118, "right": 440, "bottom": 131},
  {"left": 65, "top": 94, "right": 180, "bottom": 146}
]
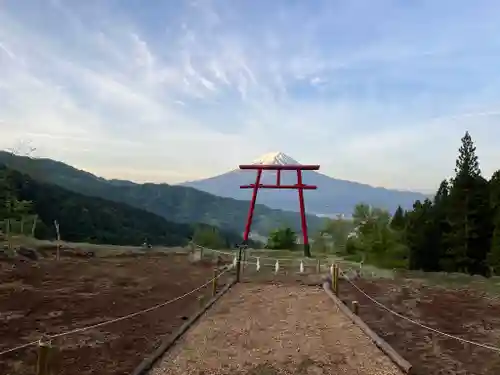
[
  {"left": 54, "top": 221, "right": 61, "bottom": 261},
  {"left": 330, "top": 264, "right": 335, "bottom": 292},
  {"left": 36, "top": 337, "right": 52, "bottom": 375},
  {"left": 236, "top": 245, "right": 243, "bottom": 283},
  {"left": 211, "top": 268, "right": 218, "bottom": 297},
  {"left": 31, "top": 214, "right": 38, "bottom": 237},
  {"left": 333, "top": 264, "right": 339, "bottom": 296},
  {"left": 5, "top": 219, "right": 10, "bottom": 251},
  {"left": 316, "top": 259, "right": 321, "bottom": 273},
  {"left": 241, "top": 248, "right": 245, "bottom": 273},
  {"left": 352, "top": 300, "right": 359, "bottom": 315}
]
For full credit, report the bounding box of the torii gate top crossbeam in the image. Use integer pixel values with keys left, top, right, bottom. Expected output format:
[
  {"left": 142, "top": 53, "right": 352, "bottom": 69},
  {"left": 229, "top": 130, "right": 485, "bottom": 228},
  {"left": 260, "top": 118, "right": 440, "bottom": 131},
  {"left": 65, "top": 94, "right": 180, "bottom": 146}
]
[{"left": 239, "top": 164, "right": 320, "bottom": 171}]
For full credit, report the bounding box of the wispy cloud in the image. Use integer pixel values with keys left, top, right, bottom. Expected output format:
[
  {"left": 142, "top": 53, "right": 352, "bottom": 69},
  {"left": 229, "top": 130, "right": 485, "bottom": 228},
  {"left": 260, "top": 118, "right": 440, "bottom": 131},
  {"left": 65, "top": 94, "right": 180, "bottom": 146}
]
[{"left": 1, "top": 0, "right": 500, "bottom": 188}]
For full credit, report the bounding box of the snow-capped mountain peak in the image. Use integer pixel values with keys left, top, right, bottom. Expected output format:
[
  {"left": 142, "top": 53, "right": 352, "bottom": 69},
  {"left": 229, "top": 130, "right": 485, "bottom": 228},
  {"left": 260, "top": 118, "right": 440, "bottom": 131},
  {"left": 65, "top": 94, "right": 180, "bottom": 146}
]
[{"left": 251, "top": 152, "right": 300, "bottom": 165}]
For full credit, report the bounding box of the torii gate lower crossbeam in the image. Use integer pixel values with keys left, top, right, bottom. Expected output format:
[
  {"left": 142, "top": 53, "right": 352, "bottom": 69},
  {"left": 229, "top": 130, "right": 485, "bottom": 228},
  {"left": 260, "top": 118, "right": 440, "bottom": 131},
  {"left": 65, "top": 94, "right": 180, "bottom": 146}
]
[{"left": 239, "top": 164, "right": 320, "bottom": 257}]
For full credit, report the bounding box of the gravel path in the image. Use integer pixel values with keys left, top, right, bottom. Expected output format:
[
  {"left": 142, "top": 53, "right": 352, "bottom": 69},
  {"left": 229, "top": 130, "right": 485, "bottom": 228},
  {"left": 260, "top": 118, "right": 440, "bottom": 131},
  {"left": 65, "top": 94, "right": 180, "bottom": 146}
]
[{"left": 151, "top": 283, "right": 404, "bottom": 375}]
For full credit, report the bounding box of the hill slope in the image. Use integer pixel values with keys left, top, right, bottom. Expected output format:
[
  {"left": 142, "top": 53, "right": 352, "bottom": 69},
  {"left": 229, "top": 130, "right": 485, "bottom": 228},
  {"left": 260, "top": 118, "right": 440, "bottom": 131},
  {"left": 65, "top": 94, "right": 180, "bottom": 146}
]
[
  {"left": 0, "top": 166, "right": 203, "bottom": 246},
  {"left": 0, "top": 152, "right": 327, "bottom": 236},
  {"left": 181, "top": 152, "right": 427, "bottom": 215}
]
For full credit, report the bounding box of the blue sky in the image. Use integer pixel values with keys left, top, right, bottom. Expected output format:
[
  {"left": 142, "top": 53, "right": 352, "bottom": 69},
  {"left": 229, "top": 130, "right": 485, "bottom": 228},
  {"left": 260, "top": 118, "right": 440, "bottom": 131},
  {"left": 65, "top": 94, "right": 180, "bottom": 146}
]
[{"left": 1, "top": 0, "right": 500, "bottom": 192}]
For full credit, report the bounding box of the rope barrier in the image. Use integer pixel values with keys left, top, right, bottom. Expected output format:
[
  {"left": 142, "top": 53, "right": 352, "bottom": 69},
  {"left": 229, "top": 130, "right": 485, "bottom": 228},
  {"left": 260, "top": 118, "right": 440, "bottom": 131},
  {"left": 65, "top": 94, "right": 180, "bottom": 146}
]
[
  {"left": 0, "top": 266, "right": 231, "bottom": 356},
  {"left": 337, "top": 268, "right": 500, "bottom": 353},
  {"left": 0, "top": 340, "right": 39, "bottom": 356},
  {"left": 12, "top": 243, "right": 491, "bottom": 356},
  {"left": 201, "top": 244, "right": 499, "bottom": 352},
  {"left": 195, "top": 244, "right": 325, "bottom": 263}
]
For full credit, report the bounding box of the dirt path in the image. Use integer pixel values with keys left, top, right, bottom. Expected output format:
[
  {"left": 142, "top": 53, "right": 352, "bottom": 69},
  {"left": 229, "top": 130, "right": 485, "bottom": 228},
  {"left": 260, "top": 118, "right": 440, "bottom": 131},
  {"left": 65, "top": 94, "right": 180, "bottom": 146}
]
[{"left": 151, "top": 283, "right": 404, "bottom": 375}]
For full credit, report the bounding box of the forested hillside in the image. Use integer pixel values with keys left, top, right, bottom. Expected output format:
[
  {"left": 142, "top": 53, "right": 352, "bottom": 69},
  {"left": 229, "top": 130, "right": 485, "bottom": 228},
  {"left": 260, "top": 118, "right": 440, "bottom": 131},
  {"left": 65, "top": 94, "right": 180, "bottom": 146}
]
[
  {"left": 0, "top": 166, "right": 242, "bottom": 247},
  {"left": 0, "top": 152, "right": 326, "bottom": 236},
  {"left": 324, "top": 131, "right": 500, "bottom": 276}
]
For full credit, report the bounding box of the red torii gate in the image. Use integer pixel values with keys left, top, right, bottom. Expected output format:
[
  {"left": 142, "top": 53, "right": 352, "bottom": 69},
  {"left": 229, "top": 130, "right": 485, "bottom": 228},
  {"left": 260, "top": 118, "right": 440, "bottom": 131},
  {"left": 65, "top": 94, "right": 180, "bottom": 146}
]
[{"left": 238, "top": 163, "right": 320, "bottom": 257}]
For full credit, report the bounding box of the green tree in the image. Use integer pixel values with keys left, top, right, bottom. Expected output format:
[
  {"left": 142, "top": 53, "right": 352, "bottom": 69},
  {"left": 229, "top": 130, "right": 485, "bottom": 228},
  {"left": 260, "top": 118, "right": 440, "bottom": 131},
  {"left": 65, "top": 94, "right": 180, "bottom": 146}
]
[
  {"left": 443, "top": 131, "right": 491, "bottom": 274},
  {"left": 390, "top": 206, "right": 406, "bottom": 230},
  {"left": 487, "top": 170, "right": 500, "bottom": 274},
  {"left": 192, "top": 225, "right": 227, "bottom": 249},
  {"left": 405, "top": 199, "right": 441, "bottom": 271},
  {"left": 349, "top": 203, "right": 408, "bottom": 268},
  {"left": 454, "top": 131, "right": 481, "bottom": 180},
  {"left": 490, "top": 170, "right": 500, "bottom": 211},
  {"left": 267, "top": 227, "right": 297, "bottom": 250},
  {"left": 488, "top": 211, "right": 500, "bottom": 275},
  {"left": 352, "top": 203, "right": 372, "bottom": 227},
  {"left": 431, "top": 179, "right": 451, "bottom": 266},
  {"left": 322, "top": 215, "right": 353, "bottom": 253},
  {"left": 311, "top": 231, "right": 329, "bottom": 253}
]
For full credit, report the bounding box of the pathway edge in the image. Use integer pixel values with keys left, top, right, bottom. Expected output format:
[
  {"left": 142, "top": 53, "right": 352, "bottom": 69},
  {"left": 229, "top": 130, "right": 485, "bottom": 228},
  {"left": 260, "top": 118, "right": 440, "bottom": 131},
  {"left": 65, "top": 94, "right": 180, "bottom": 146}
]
[
  {"left": 131, "top": 278, "right": 237, "bottom": 375},
  {"left": 322, "top": 281, "right": 412, "bottom": 374}
]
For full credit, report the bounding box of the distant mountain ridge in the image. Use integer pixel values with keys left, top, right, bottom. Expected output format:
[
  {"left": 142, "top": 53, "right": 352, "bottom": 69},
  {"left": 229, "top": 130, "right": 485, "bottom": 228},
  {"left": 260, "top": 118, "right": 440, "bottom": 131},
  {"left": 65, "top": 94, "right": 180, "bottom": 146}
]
[
  {"left": 0, "top": 151, "right": 327, "bottom": 237},
  {"left": 181, "top": 152, "right": 428, "bottom": 215}
]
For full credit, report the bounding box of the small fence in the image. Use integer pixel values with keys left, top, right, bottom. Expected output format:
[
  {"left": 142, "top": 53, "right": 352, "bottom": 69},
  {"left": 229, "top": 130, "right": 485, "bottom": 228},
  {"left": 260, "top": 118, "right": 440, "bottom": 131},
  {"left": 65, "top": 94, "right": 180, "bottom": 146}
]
[
  {"left": 3, "top": 244, "right": 500, "bottom": 375},
  {"left": 195, "top": 244, "right": 500, "bottom": 355},
  {"left": 192, "top": 244, "right": 335, "bottom": 285}
]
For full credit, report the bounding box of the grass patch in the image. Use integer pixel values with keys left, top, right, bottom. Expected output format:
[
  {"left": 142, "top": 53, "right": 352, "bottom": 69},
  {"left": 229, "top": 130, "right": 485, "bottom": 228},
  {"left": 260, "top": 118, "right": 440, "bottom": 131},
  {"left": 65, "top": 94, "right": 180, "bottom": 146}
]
[
  {"left": 3, "top": 235, "right": 189, "bottom": 258},
  {"left": 247, "top": 248, "right": 334, "bottom": 260}
]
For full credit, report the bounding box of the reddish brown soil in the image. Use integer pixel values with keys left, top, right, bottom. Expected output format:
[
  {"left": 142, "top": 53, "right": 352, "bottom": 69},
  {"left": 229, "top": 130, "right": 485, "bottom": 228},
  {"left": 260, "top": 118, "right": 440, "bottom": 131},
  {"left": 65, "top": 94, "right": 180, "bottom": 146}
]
[
  {"left": 337, "top": 277, "right": 500, "bottom": 375},
  {"left": 0, "top": 254, "right": 231, "bottom": 375}
]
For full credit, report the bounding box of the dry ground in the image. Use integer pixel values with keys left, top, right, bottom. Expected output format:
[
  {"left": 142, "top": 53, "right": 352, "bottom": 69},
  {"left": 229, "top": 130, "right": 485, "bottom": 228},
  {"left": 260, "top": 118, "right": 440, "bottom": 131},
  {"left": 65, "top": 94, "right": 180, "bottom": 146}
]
[
  {"left": 338, "top": 277, "right": 500, "bottom": 375},
  {"left": 0, "top": 253, "right": 231, "bottom": 375},
  {"left": 151, "top": 283, "right": 404, "bottom": 375}
]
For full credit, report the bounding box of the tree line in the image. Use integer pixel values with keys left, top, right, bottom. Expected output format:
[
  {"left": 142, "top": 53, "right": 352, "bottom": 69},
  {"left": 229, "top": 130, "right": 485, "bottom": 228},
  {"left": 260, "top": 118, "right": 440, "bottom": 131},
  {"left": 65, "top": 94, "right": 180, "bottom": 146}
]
[
  {"left": 402, "top": 131, "right": 497, "bottom": 276},
  {"left": 312, "top": 131, "right": 500, "bottom": 276}
]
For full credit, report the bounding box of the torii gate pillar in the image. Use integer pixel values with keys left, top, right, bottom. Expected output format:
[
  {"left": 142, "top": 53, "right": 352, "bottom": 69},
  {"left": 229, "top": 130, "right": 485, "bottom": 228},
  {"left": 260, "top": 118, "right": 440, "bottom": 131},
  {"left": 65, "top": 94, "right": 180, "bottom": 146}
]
[{"left": 239, "top": 164, "right": 320, "bottom": 258}]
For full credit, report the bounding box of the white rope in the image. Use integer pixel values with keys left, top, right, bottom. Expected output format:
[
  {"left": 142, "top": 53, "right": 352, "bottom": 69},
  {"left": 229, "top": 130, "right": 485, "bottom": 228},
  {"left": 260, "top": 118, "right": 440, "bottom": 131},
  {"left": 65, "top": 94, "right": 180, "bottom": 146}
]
[
  {"left": 0, "top": 340, "right": 39, "bottom": 356},
  {"left": 338, "top": 268, "right": 500, "bottom": 353},
  {"left": 196, "top": 245, "right": 321, "bottom": 263},
  {"left": 0, "top": 266, "right": 231, "bottom": 356},
  {"left": 51, "top": 266, "right": 231, "bottom": 339},
  {"left": 195, "top": 245, "right": 500, "bottom": 353}
]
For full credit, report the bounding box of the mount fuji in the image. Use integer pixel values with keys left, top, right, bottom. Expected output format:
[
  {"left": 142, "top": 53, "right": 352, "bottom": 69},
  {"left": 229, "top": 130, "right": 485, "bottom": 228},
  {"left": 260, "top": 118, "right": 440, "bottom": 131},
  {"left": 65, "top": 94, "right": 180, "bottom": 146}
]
[{"left": 180, "top": 152, "right": 427, "bottom": 216}]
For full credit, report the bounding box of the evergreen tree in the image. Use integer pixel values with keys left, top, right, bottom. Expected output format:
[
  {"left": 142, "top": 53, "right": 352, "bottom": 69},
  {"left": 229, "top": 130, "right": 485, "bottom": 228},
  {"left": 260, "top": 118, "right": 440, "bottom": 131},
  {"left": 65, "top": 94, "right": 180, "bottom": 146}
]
[
  {"left": 454, "top": 131, "right": 481, "bottom": 179},
  {"left": 487, "top": 170, "right": 500, "bottom": 274},
  {"left": 390, "top": 205, "right": 406, "bottom": 230},
  {"left": 431, "top": 179, "right": 451, "bottom": 268},
  {"left": 489, "top": 170, "right": 500, "bottom": 211},
  {"left": 445, "top": 131, "right": 491, "bottom": 274},
  {"left": 406, "top": 199, "right": 441, "bottom": 271},
  {"left": 434, "top": 179, "right": 450, "bottom": 205},
  {"left": 488, "top": 211, "right": 500, "bottom": 275},
  {"left": 469, "top": 176, "right": 493, "bottom": 275}
]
